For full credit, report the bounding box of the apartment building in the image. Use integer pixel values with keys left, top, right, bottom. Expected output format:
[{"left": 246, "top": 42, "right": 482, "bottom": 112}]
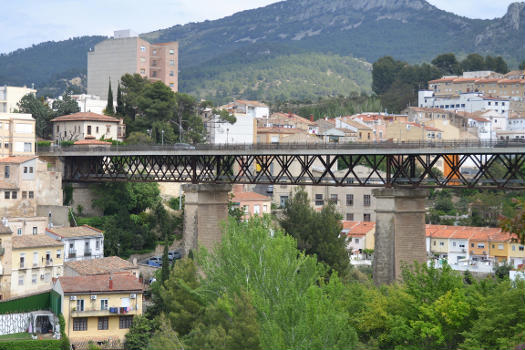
[
  {"left": 8, "top": 235, "right": 64, "bottom": 298},
  {"left": 219, "top": 100, "right": 270, "bottom": 119},
  {"left": 46, "top": 225, "right": 104, "bottom": 262},
  {"left": 261, "top": 113, "right": 319, "bottom": 134},
  {"left": 88, "top": 30, "right": 178, "bottom": 99},
  {"left": 0, "top": 156, "right": 38, "bottom": 217},
  {"left": 384, "top": 121, "right": 442, "bottom": 142},
  {"left": 231, "top": 190, "right": 272, "bottom": 220},
  {"left": 0, "top": 86, "right": 36, "bottom": 113},
  {"left": 0, "top": 113, "right": 35, "bottom": 157},
  {"left": 53, "top": 274, "right": 143, "bottom": 344}
]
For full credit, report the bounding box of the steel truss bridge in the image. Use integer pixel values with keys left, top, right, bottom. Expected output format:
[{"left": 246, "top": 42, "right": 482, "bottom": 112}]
[{"left": 37, "top": 141, "right": 525, "bottom": 189}]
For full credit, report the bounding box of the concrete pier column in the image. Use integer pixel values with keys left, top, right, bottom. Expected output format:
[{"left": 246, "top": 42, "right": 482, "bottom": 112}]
[
  {"left": 372, "top": 188, "right": 428, "bottom": 285},
  {"left": 182, "top": 184, "right": 232, "bottom": 255}
]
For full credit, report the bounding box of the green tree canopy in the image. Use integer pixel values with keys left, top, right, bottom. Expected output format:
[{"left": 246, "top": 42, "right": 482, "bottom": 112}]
[
  {"left": 432, "top": 53, "right": 461, "bottom": 75},
  {"left": 17, "top": 94, "right": 53, "bottom": 139}
]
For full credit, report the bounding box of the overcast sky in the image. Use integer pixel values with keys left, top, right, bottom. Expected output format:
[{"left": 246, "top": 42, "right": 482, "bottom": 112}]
[{"left": 0, "top": 0, "right": 518, "bottom": 54}]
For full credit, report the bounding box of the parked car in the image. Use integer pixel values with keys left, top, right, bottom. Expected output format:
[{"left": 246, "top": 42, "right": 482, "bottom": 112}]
[
  {"left": 168, "top": 250, "right": 182, "bottom": 262},
  {"left": 147, "top": 256, "right": 162, "bottom": 267}
]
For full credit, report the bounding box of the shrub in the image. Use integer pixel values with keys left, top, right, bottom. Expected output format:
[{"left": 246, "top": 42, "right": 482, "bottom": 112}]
[{"left": 0, "top": 340, "right": 61, "bottom": 350}]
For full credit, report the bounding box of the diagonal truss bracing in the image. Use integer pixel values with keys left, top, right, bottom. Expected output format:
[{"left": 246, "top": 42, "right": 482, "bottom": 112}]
[{"left": 63, "top": 152, "right": 525, "bottom": 189}]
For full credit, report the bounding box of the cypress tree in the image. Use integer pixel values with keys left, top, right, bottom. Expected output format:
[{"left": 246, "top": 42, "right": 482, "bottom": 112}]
[
  {"left": 161, "top": 232, "right": 170, "bottom": 285},
  {"left": 116, "top": 82, "right": 124, "bottom": 115},
  {"left": 105, "top": 79, "right": 114, "bottom": 115}
]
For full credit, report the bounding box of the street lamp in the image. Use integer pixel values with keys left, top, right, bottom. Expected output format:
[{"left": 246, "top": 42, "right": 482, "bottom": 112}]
[{"left": 161, "top": 129, "right": 164, "bottom": 145}]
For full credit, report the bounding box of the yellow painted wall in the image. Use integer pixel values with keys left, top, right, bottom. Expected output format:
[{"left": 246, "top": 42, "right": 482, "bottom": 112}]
[
  {"left": 63, "top": 292, "right": 143, "bottom": 341},
  {"left": 508, "top": 243, "right": 525, "bottom": 258},
  {"left": 365, "top": 230, "right": 375, "bottom": 250},
  {"left": 489, "top": 242, "right": 508, "bottom": 260},
  {"left": 430, "top": 238, "right": 449, "bottom": 253}
]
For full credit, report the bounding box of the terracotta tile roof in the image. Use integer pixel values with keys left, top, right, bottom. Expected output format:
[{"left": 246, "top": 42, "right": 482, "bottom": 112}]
[
  {"left": 0, "top": 181, "right": 18, "bottom": 190},
  {"left": 232, "top": 191, "right": 271, "bottom": 202},
  {"left": 271, "top": 112, "right": 317, "bottom": 126},
  {"left": 46, "top": 225, "right": 103, "bottom": 239},
  {"left": 339, "top": 118, "right": 373, "bottom": 130},
  {"left": 51, "top": 112, "right": 120, "bottom": 123},
  {"left": 428, "top": 77, "right": 458, "bottom": 83},
  {"left": 0, "top": 156, "right": 38, "bottom": 164},
  {"left": 65, "top": 256, "right": 135, "bottom": 276},
  {"left": 407, "top": 122, "right": 442, "bottom": 132},
  {"left": 12, "top": 235, "right": 63, "bottom": 249},
  {"left": 74, "top": 139, "right": 112, "bottom": 145},
  {"left": 341, "top": 221, "right": 375, "bottom": 236},
  {"left": 57, "top": 274, "right": 143, "bottom": 294},
  {"left": 475, "top": 78, "right": 500, "bottom": 83},
  {"left": 498, "top": 79, "right": 525, "bottom": 84},
  {"left": 452, "top": 78, "right": 477, "bottom": 83}
]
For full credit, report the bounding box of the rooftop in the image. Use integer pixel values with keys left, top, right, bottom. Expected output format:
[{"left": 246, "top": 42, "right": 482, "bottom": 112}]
[
  {"left": 271, "top": 112, "right": 317, "bottom": 126},
  {"left": 57, "top": 274, "right": 143, "bottom": 294},
  {"left": 74, "top": 139, "right": 112, "bottom": 145},
  {"left": 235, "top": 99, "right": 268, "bottom": 108},
  {"left": 0, "top": 156, "right": 37, "bottom": 164},
  {"left": 65, "top": 256, "right": 135, "bottom": 276},
  {"left": 51, "top": 112, "right": 121, "bottom": 123},
  {"left": 12, "top": 235, "right": 63, "bottom": 249},
  {"left": 341, "top": 221, "right": 375, "bottom": 236},
  {"left": 46, "top": 225, "right": 103, "bottom": 239}
]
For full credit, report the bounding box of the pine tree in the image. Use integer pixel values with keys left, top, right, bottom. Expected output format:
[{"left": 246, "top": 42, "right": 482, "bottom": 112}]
[
  {"left": 105, "top": 79, "right": 114, "bottom": 116},
  {"left": 116, "top": 82, "right": 124, "bottom": 115}
]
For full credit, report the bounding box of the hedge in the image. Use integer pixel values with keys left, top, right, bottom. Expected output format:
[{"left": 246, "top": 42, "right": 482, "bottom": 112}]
[
  {"left": 0, "top": 339, "right": 62, "bottom": 350},
  {"left": 0, "top": 292, "right": 50, "bottom": 314}
]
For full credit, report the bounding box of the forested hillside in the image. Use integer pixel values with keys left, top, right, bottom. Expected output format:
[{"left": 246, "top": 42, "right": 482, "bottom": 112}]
[{"left": 180, "top": 52, "right": 372, "bottom": 104}]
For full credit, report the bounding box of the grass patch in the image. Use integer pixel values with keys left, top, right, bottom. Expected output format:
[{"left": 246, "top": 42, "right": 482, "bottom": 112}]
[{"left": 0, "top": 332, "right": 32, "bottom": 340}]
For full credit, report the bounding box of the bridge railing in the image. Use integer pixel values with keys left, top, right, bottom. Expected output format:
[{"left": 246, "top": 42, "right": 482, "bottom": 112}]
[{"left": 36, "top": 139, "right": 525, "bottom": 153}]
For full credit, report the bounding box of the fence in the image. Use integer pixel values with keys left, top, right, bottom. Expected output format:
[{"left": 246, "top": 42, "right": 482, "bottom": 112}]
[{"left": 0, "top": 291, "right": 57, "bottom": 315}]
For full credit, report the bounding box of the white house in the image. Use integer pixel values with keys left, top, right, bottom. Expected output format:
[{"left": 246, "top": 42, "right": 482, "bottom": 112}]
[
  {"left": 72, "top": 94, "right": 116, "bottom": 115},
  {"left": 418, "top": 92, "right": 510, "bottom": 118},
  {"left": 45, "top": 225, "right": 104, "bottom": 262},
  {"left": 467, "top": 116, "right": 491, "bottom": 140},
  {"left": 448, "top": 232, "right": 470, "bottom": 265},
  {"left": 206, "top": 114, "right": 256, "bottom": 144},
  {"left": 50, "top": 112, "right": 126, "bottom": 142},
  {"left": 507, "top": 113, "right": 525, "bottom": 131}
]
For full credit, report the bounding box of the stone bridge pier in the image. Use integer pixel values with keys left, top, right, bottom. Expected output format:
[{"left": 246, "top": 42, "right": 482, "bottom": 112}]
[
  {"left": 372, "top": 188, "right": 428, "bottom": 285},
  {"left": 182, "top": 184, "right": 232, "bottom": 255}
]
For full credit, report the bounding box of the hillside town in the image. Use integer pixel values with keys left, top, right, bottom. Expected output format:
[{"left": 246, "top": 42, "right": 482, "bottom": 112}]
[{"left": 0, "top": 1, "right": 524, "bottom": 349}]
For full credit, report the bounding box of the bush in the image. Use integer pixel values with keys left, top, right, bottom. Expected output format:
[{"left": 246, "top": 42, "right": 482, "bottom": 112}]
[
  {"left": 59, "top": 140, "right": 75, "bottom": 147},
  {"left": 77, "top": 216, "right": 105, "bottom": 229},
  {"left": 58, "top": 314, "right": 70, "bottom": 350},
  {"left": 0, "top": 340, "right": 62, "bottom": 350},
  {"left": 36, "top": 141, "right": 51, "bottom": 148}
]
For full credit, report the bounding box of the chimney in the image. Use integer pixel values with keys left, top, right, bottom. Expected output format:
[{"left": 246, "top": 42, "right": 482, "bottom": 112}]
[
  {"left": 109, "top": 276, "right": 113, "bottom": 290},
  {"left": 310, "top": 115, "right": 314, "bottom": 122}
]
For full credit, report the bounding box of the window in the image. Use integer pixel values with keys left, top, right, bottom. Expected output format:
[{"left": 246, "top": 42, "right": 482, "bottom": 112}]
[
  {"left": 96, "top": 240, "right": 100, "bottom": 250},
  {"left": 477, "top": 243, "right": 485, "bottom": 249},
  {"left": 315, "top": 194, "right": 323, "bottom": 206},
  {"left": 363, "top": 195, "right": 371, "bottom": 207},
  {"left": 140, "top": 46, "right": 146, "bottom": 52},
  {"left": 119, "top": 316, "right": 133, "bottom": 329},
  {"left": 17, "top": 228, "right": 22, "bottom": 236},
  {"left": 279, "top": 196, "right": 288, "bottom": 208},
  {"left": 453, "top": 242, "right": 456, "bottom": 247},
  {"left": 253, "top": 205, "right": 260, "bottom": 214},
  {"left": 354, "top": 238, "right": 359, "bottom": 244},
  {"left": 19, "top": 255, "right": 24, "bottom": 268},
  {"left": 100, "top": 299, "right": 108, "bottom": 311},
  {"left": 471, "top": 243, "right": 474, "bottom": 248},
  {"left": 346, "top": 194, "right": 354, "bottom": 206},
  {"left": 96, "top": 126, "right": 99, "bottom": 133},
  {"left": 498, "top": 244, "right": 504, "bottom": 250},
  {"left": 4, "top": 191, "right": 9, "bottom": 199},
  {"left": 169, "top": 49, "right": 174, "bottom": 55},
  {"left": 263, "top": 205, "right": 268, "bottom": 213},
  {"left": 140, "top": 68, "right": 145, "bottom": 74},
  {"left": 4, "top": 142, "right": 8, "bottom": 149},
  {"left": 73, "top": 318, "right": 88, "bottom": 331},
  {"left": 152, "top": 49, "right": 157, "bottom": 55},
  {"left": 151, "top": 71, "right": 157, "bottom": 78},
  {"left": 346, "top": 213, "right": 354, "bottom": 221},
  {"left": 330, "top": 194, "right": 338, "bottom": 204},
  {"left": 106, "top": 126, "right": 110, "bottom": 133},
  {"left": 18, "top": 274, "right": 24, "bottom": 286},
  {"left": 32, "top": 273, "right": 37, "bottom": 285},
  {"left": 24, "top": 166, "right": 27, "bottom": 173},
  {"left": 33, "top": 252, "right": 38, "bottom": 267},
  {"left": 24, "top": 143, "right": 31, "bottom": 152},
  {"left": 4, "top": 166, "right": 9, "bottom": 178},
  {"left": 440, "top": 242, "right": 445, "bottom": 246},
  {"left": 11, "top": 191, "right": 17, "bottom": 199},
  {"left": 76, "top": 299, "right": 85, "bottom": 312},
  {"left": 243, "top": 205, "right": 249, "bottom": 213},
  {"left": 29, "top": 191, "right": 34, "bottom": 199},
  {"left": 363, "top": 213, "right": 371, "bottom": 222},
  {"left": 87, "top": 125, "right": 92, "bottom": 135},
  {"left": 56, "top": 125, "right": 59, "bottom": 133},
  {"left": 32, "top": 227, "right": 37, "bottom": 235},
  {"left": 22, "top": 191, "right": 27, "bottom": 199},
  {"left": 169, "top": 83, "right": 174, "bottom": 88},
  {"left": 98, "top": 317, "right": 109, "bottom": 330},
  {"left": 433, "top": 241, "right": 436, "bottom": 246},
  {"left": 169, "top": 70, "right": 174, "bottom": 76},
  {"left": 520, "top": 246, "right": 524, "bottom": 251},
  {"left": 169, "top": 60, "right": 175, "bottom": 66},
  {"left": 56, "top": 250, "right": 61, "bottom": 259},
  {"left": 512, "top": 245, "right": 516, "bottom": 251}
]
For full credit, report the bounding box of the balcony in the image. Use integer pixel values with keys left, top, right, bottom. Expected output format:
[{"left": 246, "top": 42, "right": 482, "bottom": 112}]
[
  {"left": 45, "top": 259, "right": 53, "bottom": 266},
  {"left": 68, "top": 249, "right": 76, "bottom": 258},
  {"left": 71, "top": 305, "right": 139, "bottom": 317}
]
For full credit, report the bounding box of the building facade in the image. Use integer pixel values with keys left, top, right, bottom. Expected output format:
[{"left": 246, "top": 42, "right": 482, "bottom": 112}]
[
  {"left": 0, "top": 113, "right": 35, "bottom": 157},
  {"left": 51, "top": 112, "right": 125, "bottom": 142},
  {"left": 46, "top": 226, "right": 104, "bottom": 262},
  {"left": 0, "top": 86, "right": 36, "bottom": 113},
  {"left": 88, "top": 31, "right": 178, "bottom": 99},
  {"left": 53, "top": 274, "right": 143, "bottom": 345}
]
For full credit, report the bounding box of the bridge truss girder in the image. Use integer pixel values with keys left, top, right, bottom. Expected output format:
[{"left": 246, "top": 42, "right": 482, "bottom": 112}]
[{"left": 63, "top": 152, "right": 525, "bottom": 189}]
